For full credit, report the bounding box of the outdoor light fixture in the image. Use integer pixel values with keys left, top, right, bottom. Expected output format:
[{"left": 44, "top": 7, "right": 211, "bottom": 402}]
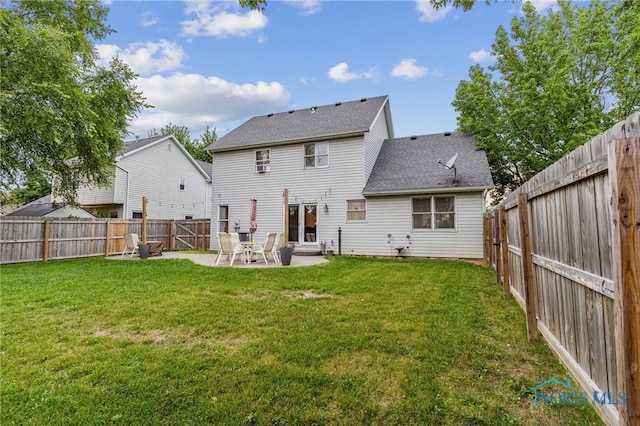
[{"left": 323, "top": 203, "right": 329, "bottom": 213}]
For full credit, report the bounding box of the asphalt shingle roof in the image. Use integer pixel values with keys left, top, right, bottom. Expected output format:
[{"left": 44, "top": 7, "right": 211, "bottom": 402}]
[
  {"left": 120, "top": 135, "right": 168, "bottom": 155},
  {"left": 208, "top": 95, "right": 389, "bottom": 152},
  {"left": 5, "top": 195, "right": 59, "bottom": 216},
  {"left": 363, "top": 132, "right": 494, "bottom": 194}
]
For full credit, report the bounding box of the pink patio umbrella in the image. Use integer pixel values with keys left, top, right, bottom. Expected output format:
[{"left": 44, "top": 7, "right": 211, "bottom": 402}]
[{"left": 249, "top": 196, "right": 257, "bottom": 241}]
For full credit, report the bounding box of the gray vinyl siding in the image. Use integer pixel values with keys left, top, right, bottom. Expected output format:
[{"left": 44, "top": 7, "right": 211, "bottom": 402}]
[
  {"left": 211, "top": 136, "right": 366, "bottom": 249},
  {"left": 341, "top": 192, "right": 485, "bottom": 258},
  {"left": 362, "top": 105, "right": 391, "bottom": 185}
]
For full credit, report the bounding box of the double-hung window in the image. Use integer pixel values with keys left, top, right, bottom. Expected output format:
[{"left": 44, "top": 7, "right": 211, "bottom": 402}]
[
  {"left": 346, "top": 199, "right": 366, "bottom": 222},
  {"left": 412, "top": 196, "right": 455, "bottom": 230},
  {"left": 178, "top": 178, "right": 186, "bottom": 191},
  {"left": 255, "top": 150, "right": 270, "bottom": 173},
  {"left": 218, "top": 205, "right": 229, "bottom": 233},
  {"left": 304, "top": 143, "right": 329, "bottom": 168}
]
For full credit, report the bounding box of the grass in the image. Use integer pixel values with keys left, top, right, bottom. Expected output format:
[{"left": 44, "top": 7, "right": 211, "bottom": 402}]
[{"left": 1, "top": 256, "right": 602, "bottom": 425}]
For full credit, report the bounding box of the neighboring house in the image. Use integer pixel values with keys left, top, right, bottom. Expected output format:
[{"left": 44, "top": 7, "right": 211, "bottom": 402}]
[
  {"left": 4, "top": 194, "right": 95, "bottom": 218},
  {"left": 207, "top": 95, "right": 493, "bottom": 258},
  {"left": 74, "top": 135, "right": 212, "bottom": 219}
]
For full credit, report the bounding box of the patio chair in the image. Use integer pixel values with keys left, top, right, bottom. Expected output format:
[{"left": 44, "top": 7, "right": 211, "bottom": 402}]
[
  {"left": 252, "top": 232, "right": 276, "bottom": 264},
  {"left": 122, "top": 233, "right": 140, "bottom": 258},
  {"left": 269, "top": 233, "right": 284, "bottom": 263},
  {"left": 216, "top": 233, "right": 244, "bottom": 266}
]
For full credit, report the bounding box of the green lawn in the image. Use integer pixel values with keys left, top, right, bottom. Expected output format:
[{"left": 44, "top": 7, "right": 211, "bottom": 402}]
[{"left": 1, "top": 256, "right": 602, "bottom": 425}]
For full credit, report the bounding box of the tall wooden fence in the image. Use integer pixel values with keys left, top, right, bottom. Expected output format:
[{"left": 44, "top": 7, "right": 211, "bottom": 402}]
[
  {"left": 484, "top": 113, "right": 639, "bottom": 426},
  {"left": 0, "top": 218, "right": 211, "bottom": 264}
]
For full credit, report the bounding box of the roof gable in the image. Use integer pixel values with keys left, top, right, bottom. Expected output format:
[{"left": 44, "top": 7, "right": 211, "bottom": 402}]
[
  {"left": 119, "top": 135, "right": 211, "bottom": 182},
  {"left": 209, "top": 95, "right": 389, "bottom": 152},
  {"left": 363, "top": 132, "right": 494, "bottom": 195}
]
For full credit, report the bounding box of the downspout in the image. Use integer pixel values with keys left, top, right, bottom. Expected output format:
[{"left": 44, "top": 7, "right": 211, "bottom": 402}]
[{"left": 115, "top": 164, "right": 130, "bottom": 218}]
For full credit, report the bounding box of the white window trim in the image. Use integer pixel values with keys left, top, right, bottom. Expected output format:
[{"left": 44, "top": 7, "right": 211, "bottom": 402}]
[
  {"left": 255, "top": 149, "right": 271, "bottom": 173},
  {"left": 178, "top": 177, "right": 186, "bottom": 191},
  {"left": 411, "top": 195, "right": 457, "bottom": 231},
  {"left": 304, "top": 143, "right": 329, "bottom": 169},
  {"left": 346, "top": 199, "right": 367, "bottom": 222}
]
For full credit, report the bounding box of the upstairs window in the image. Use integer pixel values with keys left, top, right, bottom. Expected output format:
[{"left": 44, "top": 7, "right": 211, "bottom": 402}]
[
  {"left": 178, "top": 178, "right": 186, "bottom": 191},
  {"left": 256, "top": 150, "right": 270, "bottom": 173},
  {"left": 304, "top": 143, "right": 329, "bottom": 168}
]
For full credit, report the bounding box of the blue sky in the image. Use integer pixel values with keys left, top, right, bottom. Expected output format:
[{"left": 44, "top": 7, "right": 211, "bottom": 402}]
[{"left": 97, "top": 0, "right": 558, "bottom": 140}]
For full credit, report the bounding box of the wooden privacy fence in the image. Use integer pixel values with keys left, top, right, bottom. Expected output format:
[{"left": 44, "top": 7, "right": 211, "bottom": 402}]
[
  {"left": 484, "top": 113, "right": 639, "bottom": 426},
  {"left": 0, "top": 218, "right": 211, "bottom": 264}
]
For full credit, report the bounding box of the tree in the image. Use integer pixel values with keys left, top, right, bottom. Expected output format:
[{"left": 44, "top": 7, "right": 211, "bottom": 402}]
[
  {"left": 7, "top": 170, "right": 51, "bottom": 206},
  {"left": 452, "top": 0, "right": 640, "bottom": 200},
  {"left": 149, "top": 124, "right": 216, "bottom": 162},
  {"left": 0, "top": 1, "right": 148, "bottom": 204}
]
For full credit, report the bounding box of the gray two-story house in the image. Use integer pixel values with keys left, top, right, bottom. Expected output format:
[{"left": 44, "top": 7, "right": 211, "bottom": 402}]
[{"left": 207, "top": 95, "right": 493, "bottom": 258}]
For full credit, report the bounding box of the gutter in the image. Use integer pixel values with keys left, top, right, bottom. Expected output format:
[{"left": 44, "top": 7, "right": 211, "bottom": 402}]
[
  {"left": 209, "top": 131, "right": 367, "bottom": 153},
  {"left": 115, "top": 164, "right": 130, "bottom": 217},
  {"left": 362, "top": 185, "right": 494, "bottom": 197}
]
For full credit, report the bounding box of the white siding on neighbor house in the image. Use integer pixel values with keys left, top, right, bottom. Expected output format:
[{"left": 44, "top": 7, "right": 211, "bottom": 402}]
[
  {"left": 76, "top": 139, "right": 210, "bottom": 219},
  {"left": 339, "top": 192, "right": 485, "bottom": 258},
  {"left": 211, "top": 136, "right": 366, "bottom": 249},
  {"left": 75, "top": 165, "right": 117, "bottom": 205},
  {"left": 362, "top": 105, "right": 391, "bottom": 185},
  {"left": 43, "top": 206, "right": 95, "bottom": 218},
  {"left": 118, "top": 139, "right": 210, "bottom": 219}
]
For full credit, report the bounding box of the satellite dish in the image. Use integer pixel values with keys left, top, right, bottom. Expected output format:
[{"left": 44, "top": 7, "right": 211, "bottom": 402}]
[
  {"left": 445, "top": 153, "right": 458, "bottom": 169},
  {"left": 437, "top": 153, "right": 459, "bottom": 184}
]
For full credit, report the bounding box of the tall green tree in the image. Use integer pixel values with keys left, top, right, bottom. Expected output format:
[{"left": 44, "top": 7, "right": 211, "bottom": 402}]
[
  {"left": 0, "top": 0, "right": 148, "bottom": 204},
  {"left": 149, "top": 124, "right": 215, "bottom": 162},
  {"left": 453, "top": 0, "right": 639, "bottom": 200}
]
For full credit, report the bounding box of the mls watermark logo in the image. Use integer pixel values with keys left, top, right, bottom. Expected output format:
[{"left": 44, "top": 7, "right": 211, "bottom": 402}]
[{"left": 532, "top": 378, "right": 627, "bottom": 407}]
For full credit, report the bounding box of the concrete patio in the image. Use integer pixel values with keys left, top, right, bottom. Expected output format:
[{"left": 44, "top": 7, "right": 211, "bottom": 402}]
[{"left": 110, "top": 251, "right": 328, "bottom": 268}]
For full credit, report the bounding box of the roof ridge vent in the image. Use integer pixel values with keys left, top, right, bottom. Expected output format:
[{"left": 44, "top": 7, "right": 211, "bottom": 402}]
[
  {"left": 335, "top": 102, "right": 342, "bottom": 106},
  {"left": 288, "top": 110, "right": 295, "bottom": 114},
  {"left": 311, "top": 106, "right": 317, "bottom": 113},
  {"left": 444, "top": 132, "right": 452, "bottom": 136},
  {"left": 267, "top": 113, "right": 274, "bottom": 117},
  {"left": 360, "top": 97, "right": 367, "bottom": 102},
  {"left": 410, "top": 136, "right": 417, "bottom": 140}
]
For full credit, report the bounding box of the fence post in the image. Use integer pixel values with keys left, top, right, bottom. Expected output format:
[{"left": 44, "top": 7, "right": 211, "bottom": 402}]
[
  {"left": 105, "top": 221, "right": 110, "bottom": 257},
  {"left": 42, "top": 219, "right": 50, "bottom": 262},
  {"left": 499, "top": 206, "right": 510, "bottom": 299},
  {"left": 494, "top": 210, "right": 502, "bottom": 286},
  {"left": 518, "top": 192, "right": 537, "bottom": 340},
  {"left": 608, "top": 137, "right": 639, "bottom": 425}
]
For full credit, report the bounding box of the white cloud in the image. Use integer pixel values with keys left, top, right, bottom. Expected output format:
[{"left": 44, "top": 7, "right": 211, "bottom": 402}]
[
  {"left": 181, "top": 1, "right": 268, "bottom": 38},
  {"left": 299, "top": 77, "right": 316, "bottom": 86},
  {"left": 414, "top": 0, "right": 452, "bottom": 23},
  {"left": 141, "top": 12, "right": 159, "bottom": 27},
  {"left": 284, "top": 0, "right": 322, "bottom": 15},
  {"left": 128, "top": 73, "right": 290, "bottom": 136},
  {"left": 328, "top": 62, "right": 361, "bottom": 83},
  {"left": 96, "top": 40, "right": 186, "bottom": 75},
  {"left": 363, "top": 67, "right": 381, "bottom": 81},
  {"left": 469, "top": 48, "right": 493, "bottom": 64},
  {"left": 390, "top": 58, "right": 430, "bottom": 80},
  {"left": 525, "top": 0, "right": 558, "bottom": 12}
]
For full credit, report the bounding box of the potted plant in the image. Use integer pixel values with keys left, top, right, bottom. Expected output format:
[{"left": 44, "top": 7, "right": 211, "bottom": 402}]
[{"left": 280, "top": 243, "right": 293, "bottom": 266}]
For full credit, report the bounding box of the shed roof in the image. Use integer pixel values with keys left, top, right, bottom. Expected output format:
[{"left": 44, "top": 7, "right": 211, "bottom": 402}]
[
  {"left": 208, "top": 95, "right": 391, "bottom": 152},
  {"left": 363, "top": 132, "right": 494, "bottom": 195}
]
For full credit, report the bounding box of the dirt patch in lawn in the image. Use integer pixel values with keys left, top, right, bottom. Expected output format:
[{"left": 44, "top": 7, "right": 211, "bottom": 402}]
[
  {"left": 284, "top": 290, "right": 333, "bottom": 299},
  {"left": 90, "top": 328, "right": 248, "bottom": 352}
]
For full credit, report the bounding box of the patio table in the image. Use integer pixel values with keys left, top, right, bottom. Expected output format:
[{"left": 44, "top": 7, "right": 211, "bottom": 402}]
[{"left": 240, "top": 241, "right": 253, "bottom": 264}]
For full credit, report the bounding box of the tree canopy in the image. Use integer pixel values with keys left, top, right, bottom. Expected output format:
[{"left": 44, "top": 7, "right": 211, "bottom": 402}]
[
  {"left": 453, "top": 0, "right": 639, "bottom": 200},
  {"left": 0, "top": 0, "right": 148, "bottom": 204}
]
